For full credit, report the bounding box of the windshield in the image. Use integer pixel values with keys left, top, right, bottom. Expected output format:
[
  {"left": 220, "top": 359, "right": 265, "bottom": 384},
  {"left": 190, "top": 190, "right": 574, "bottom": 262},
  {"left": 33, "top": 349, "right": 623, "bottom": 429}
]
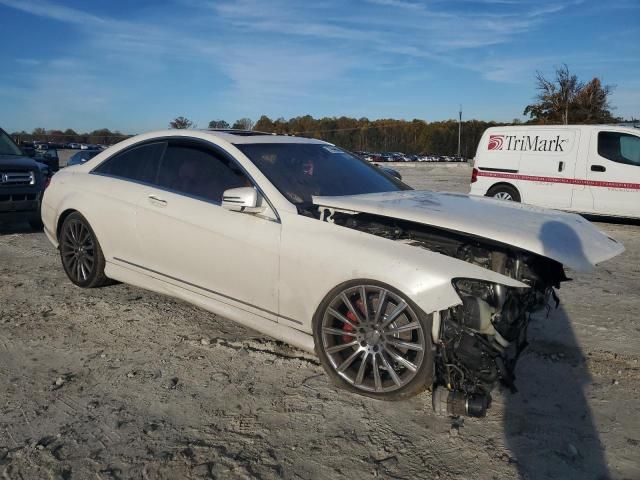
[
  {"left": 0, "top": 130, "right": 23, "bottom": 156},
  {"left": 236, "top": 143, "right": 409, "bottom": 208}
]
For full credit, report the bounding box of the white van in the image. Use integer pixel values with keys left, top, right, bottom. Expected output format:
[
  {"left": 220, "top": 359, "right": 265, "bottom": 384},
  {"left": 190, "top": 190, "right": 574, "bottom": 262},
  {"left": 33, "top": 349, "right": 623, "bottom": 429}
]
[{"left": 470, "top": 125, "right": 640, "bottom": 219}]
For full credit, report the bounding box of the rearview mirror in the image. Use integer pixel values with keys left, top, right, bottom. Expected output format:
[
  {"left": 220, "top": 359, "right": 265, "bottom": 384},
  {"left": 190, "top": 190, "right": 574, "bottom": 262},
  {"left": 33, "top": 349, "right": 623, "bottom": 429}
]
[{"left": 221, "top": 187, "right": 266, "bottom": 214}]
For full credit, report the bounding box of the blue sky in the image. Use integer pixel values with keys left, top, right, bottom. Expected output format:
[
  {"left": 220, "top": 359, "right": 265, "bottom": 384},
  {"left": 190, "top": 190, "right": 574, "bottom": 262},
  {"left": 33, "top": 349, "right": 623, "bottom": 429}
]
[{"left": 0, "top": 0, "right": 638, "bottom": 133}]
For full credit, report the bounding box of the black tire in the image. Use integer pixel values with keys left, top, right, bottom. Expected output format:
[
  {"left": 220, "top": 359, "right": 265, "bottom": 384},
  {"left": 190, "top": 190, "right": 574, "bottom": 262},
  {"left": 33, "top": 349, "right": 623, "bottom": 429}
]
[
  {"left": 487, "top": 184, "right": 521, "bottom": 202},
  {"left": 313, "top": 280, "right": 435, "bottom": 401},
  {"left": 59, "top": 212, "right": 110, "bottom": 288}
]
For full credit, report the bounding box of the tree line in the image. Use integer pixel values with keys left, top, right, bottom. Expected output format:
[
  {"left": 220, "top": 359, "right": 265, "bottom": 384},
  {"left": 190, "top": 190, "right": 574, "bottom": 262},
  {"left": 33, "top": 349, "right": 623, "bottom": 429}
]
[
  {"left": 11, "top": 65, "right": 634, "bottom": 155},
  {"left": 10, "top": 127, "right": 129, "bottom": 146}
]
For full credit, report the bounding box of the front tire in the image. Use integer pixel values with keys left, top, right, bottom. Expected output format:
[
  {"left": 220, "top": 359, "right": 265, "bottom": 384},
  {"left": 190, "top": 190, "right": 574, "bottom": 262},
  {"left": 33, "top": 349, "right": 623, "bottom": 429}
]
[
  {"left": 59, "top": 212, "right": 109, "bottom": 288},
  {"left": 314, "top": 281, "right": 434, "bottom": 401},
  {"left": 487, "top": 184, "right": 520, "bottom": 202}
]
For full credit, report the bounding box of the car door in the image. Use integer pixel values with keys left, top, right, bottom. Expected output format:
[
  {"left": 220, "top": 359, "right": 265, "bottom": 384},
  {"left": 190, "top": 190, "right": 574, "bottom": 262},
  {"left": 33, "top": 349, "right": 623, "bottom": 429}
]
[
  {"left": 585, "top": 130, "right": 640, "bottom": 217},
  {"left": 89, "top": 140, "right": 166, "bottom": 268},
  {"left": 134, "top": 138, "right": 282, "bottom": 322}
]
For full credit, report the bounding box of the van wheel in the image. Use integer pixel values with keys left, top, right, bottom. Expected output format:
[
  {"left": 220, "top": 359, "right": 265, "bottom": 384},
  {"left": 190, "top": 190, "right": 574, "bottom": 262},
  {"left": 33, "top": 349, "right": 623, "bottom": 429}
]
[{"left": 487, "top": 184, "right": 520, "bottom": 202}]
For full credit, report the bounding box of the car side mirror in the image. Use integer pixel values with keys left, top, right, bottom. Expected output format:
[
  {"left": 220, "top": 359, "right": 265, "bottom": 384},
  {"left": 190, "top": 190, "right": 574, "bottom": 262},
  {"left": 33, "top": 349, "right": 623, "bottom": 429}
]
[{"left": 222, "top": 186, "right": 266, "bottom": 214}]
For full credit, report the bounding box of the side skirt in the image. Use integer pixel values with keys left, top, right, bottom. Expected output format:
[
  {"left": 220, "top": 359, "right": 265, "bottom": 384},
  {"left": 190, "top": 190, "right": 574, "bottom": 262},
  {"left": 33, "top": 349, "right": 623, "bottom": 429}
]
[{"left": 104, "top": 260, "right": 316, "bottom": 354}]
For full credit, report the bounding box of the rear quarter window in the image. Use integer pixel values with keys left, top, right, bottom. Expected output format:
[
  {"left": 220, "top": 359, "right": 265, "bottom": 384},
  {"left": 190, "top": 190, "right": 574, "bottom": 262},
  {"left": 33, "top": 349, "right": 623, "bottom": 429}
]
[{"left": 93, "top": 142, "right": 166, "bottom": 183}]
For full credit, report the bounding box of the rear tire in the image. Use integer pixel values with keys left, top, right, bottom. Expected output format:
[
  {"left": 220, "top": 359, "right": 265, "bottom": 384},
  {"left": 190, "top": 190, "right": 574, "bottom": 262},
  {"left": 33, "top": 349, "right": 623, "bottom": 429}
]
[
  {"left": 487, "top": 184, "right": 520, "bottom": 202},
  {"left": 59, "top": 212, "right": 110, "bottom": 288}
]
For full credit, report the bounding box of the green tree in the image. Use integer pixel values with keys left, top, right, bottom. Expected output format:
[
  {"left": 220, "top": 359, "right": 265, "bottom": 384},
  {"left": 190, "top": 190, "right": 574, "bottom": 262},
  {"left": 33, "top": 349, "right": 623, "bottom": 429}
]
[
  {"left": 169, "top": 116, "right": 194, "bottom": 129},
  {"left": 254, "top": 115, "right": 275, "bottom": 132},
  {"left": 208, "top": 120, "right": 230, "bottom": 129}
]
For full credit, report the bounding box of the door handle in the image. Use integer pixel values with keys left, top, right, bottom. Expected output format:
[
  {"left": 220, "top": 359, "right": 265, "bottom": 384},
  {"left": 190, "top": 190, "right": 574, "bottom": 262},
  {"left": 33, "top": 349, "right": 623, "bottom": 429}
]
[
  {"left": 590, "top": 165, "right": 606, "bottom": 172},
  {"left": 558, "top": 161, "right": 564, "bottom": 172},
  {"left": 148, "top": 194, "right": 167, "bottom": 206}
]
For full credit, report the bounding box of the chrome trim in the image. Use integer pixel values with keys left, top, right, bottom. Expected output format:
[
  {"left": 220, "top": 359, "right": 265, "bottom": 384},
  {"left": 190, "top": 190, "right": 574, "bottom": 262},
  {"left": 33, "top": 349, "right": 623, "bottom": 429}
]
[
  {"left": 0, "top": 171, "right": 35, "bottom": 185},
  {"left": 478, "top": 167, "right": 519, "bottom": 174},
  {"left": 111, "top": 257, "right": 303, "bottom": 325}
]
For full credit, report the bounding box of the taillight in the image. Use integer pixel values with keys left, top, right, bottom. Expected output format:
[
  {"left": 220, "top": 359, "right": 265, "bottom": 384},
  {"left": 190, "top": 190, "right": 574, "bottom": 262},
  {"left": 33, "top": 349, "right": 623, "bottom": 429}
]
[{"left": 471, "top": 167, "right": 478, "bottom": 183}]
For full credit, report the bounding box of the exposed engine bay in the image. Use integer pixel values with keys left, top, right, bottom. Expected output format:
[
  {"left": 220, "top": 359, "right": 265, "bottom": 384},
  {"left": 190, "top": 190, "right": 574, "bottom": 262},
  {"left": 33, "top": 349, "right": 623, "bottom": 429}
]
[{"left": 327, "top": 210, "right": 569, "bottom": 417}]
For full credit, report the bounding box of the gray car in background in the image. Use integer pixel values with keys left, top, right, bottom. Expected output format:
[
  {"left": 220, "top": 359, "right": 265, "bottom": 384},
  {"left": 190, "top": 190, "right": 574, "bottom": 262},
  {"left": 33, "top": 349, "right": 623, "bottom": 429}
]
[{"left": 67, "top": 150, "right": 102, "bottom": 166}]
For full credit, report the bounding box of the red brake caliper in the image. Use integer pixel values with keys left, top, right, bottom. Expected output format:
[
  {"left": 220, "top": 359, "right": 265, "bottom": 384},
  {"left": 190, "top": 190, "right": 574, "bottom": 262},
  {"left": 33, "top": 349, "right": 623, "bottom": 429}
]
[{"left": 342, "top": 311, "right": 358, "bottom": 343}]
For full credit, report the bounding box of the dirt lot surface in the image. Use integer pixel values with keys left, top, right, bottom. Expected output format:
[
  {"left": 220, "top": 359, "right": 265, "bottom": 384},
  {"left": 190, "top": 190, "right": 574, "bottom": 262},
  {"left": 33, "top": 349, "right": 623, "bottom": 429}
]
[{"left": 1, "top": 164, "right": 639, "bottom": 479}]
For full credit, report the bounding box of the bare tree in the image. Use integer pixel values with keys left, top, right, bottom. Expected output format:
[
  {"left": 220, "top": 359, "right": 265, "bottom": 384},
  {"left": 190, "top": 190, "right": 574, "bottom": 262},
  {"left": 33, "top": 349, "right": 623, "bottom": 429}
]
[
  {"left": 524, "top": 64, "right": 616, "bottom": 124},
  {"left": 231, "top": 118, "right": 254, "bottom": 130},
  {"left": 169, "top": 116, "right": 195, "bottom": 129},
  {"left": 574, "top": 78, "right": 616, "bottom": 124}
]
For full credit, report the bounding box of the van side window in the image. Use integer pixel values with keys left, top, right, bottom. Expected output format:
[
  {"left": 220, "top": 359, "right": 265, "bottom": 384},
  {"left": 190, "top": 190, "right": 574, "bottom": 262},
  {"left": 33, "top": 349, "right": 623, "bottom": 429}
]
[{"left": 598, "top": 132, "right": 640, "bottom": 167}]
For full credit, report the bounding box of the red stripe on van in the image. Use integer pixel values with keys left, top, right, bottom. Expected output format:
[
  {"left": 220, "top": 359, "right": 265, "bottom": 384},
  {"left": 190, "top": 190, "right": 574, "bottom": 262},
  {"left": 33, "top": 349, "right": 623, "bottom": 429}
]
[{"left": 477, "top": 171, "right": 640, "bottom": 190}]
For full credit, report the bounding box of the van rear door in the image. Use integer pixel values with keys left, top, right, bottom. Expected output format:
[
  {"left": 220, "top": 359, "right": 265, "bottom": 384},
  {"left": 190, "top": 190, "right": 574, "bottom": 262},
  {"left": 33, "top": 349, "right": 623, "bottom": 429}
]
[
  {"left": 585, "top": 129, "right": 640, "bottom": 218},
  {"left": 518, "top": 128, "right": 580, "bottom": 209}
]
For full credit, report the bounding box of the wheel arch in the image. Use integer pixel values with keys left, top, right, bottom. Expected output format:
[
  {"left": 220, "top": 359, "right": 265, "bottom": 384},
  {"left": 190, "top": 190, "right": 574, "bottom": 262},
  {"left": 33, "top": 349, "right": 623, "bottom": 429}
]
[
  {"left": 311, "top": 278, "right": 431, "bottom": 329},
  {"left": 311, "top": 277, "right": 445, "bottom": 347},
  {"left": 486, "top": 182, "right": 521, "bottom": 201},
  {"left": 56, "top": 208, "right": 79, "bottom": 241}
]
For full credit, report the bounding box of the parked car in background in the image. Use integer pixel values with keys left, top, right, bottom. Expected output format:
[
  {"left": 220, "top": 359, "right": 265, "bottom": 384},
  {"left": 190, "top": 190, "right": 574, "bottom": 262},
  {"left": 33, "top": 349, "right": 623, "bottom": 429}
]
[
  {"left": 0, "top": 127, "right": 48, "bottom": 229},
  {"left": 67, "top": 149, "right": 102, "bottom": 166},
  {"left": 34, "top": 148, "right": 60, "bottom": 173},
  {"left": 42, "top": 129, "right": 623, "bottom": 416},
  {"left": 470, "top": 125, "right": 640, "bottom": 219}
]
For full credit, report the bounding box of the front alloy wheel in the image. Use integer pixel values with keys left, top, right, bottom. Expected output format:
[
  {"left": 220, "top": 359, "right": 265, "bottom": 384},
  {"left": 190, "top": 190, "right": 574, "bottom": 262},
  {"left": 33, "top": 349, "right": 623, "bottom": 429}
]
[{"left": 315, "top": 282, "right": 433, "bottom": 400}]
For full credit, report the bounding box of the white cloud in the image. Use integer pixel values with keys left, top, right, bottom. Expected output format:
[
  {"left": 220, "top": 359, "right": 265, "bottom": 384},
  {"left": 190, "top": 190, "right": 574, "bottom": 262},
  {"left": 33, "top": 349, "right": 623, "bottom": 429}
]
[{"left": 1, "top": 0, "right": 637, "bottom": 127}]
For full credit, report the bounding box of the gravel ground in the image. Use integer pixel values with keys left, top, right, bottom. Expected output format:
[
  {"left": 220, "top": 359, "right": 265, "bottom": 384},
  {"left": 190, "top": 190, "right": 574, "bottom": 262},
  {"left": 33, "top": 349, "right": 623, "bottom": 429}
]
[{"left": 1, "top": 163, "right": 639, "bottom": 480}]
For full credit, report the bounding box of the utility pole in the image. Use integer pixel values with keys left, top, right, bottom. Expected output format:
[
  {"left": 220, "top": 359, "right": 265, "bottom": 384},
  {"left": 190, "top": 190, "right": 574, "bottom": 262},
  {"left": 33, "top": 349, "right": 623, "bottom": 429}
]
[{"left": 457, "top": 105, "right": 462, "bottom": 157}]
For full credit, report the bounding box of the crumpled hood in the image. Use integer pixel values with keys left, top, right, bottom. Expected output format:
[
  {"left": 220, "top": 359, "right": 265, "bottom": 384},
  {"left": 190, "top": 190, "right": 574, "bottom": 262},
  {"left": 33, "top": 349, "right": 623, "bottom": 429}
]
[{"left": 313, "top": 190, "right": 624, "bottom": 272}]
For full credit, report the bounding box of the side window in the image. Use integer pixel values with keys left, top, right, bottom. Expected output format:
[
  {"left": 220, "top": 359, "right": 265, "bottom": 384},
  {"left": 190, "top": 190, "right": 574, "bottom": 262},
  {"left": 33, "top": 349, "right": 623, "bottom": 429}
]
[
  {"left": 94, "top": 142, "right": 166, "bottom": 182},
  {"left": 598, "top": 132, "right": 640, "bottom": 167},
  {"left": 157, "top": 142, "right": 250, "bottom": 203}
]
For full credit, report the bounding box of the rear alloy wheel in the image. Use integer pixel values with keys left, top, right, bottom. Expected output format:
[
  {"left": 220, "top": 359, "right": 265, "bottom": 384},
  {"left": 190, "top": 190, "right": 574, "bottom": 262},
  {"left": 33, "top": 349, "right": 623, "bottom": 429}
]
[
  {"left": 59, "top": 212, "right": 109, "bottom": 288},
  {"left": 314, "top": 282, "right": 434, "bottom": 400},
  {"left": 487, "top": 184, "right": 520, "bottom": 202}
]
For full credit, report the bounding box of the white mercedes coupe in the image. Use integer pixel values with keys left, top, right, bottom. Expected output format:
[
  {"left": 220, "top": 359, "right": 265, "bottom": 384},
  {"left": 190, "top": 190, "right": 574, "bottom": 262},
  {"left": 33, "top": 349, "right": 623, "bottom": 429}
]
[{"left": 42, "top": 129, "right": 624, "bottom": 416}]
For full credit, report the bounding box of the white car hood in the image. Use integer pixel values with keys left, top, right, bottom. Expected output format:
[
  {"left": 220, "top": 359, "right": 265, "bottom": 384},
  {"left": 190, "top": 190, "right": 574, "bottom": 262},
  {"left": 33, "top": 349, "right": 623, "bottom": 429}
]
[{"left": 312, "top": 190, "right": 624, "bottom": 272}]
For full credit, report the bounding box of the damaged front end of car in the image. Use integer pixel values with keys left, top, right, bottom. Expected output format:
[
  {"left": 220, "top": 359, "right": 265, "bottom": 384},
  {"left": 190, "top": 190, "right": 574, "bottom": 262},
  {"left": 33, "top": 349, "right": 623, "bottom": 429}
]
[{"left": 329, "top": 211, "right": 569, "bottom": 416}]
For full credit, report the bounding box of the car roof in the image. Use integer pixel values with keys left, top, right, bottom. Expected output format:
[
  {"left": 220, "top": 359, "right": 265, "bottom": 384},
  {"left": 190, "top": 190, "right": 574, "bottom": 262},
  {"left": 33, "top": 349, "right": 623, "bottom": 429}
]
[
  {"left": 196, "top": 129, "right": 329, "bottom": 145},
  {"left": 485, "top": 124, "right": 639, "bottom": 133}
]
